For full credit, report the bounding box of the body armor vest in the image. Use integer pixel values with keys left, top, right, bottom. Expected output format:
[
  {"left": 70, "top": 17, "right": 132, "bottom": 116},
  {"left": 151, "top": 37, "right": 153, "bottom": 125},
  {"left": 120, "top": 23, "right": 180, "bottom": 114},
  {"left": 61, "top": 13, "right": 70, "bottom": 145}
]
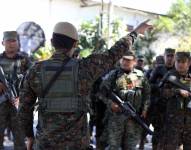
[
  {"left": 115, "top": 69, "right": 144, "bottom": 111},
  {"left": 0, "top": 54, "right": 24, "bottom": 94},
  {"left": 0, "top": 56, "right": 22, "bottom": 78},
  {"left": 39, "top": 58, "right": 85, "bottom": 113}
]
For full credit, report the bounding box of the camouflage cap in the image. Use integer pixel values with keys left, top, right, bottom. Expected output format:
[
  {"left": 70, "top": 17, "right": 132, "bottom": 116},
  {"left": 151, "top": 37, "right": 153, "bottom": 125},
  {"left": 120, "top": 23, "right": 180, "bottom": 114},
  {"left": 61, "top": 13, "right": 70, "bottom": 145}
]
[
  {"left": 123, "top": 51, "right": 135, "bottom": 60},
  {"left": 3, "top": 31, "right": 18, "bottom": 41},
  {"left": 175, "top": 52, "right": 190, "bottom": 61},
  {"left": 164, "top": 48, "right": 175, "bottom": 54},
  {"left": 155, "top": 55, "right": 164, "bottom": 64},
  {"left": 137, "top": 55, "right": 144, "bottom": 61}
]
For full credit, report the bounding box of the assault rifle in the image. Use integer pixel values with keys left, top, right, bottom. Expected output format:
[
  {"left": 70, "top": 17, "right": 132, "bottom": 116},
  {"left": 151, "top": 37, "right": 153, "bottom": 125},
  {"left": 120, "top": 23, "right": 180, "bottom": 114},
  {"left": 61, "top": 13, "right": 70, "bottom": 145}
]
[
  {"left": 0, "top": 66, "right": 18, "bottom": 106},
  {"left": 109, "top": 91, "right": 153, "bottom": 135}
]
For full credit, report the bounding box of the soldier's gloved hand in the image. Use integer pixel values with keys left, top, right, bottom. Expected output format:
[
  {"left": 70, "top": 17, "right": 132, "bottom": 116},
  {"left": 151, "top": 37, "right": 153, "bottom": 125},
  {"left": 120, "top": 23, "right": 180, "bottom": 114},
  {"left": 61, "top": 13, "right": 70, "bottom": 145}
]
[
  {"left": 179, "top": 89, "right": 191, "bottom": 98},
  {"left": 111, "top": 102, "right": 122, "bottom": 113},
  {"left": 0, "top": 82, "right": 6, "bottom": 94}
]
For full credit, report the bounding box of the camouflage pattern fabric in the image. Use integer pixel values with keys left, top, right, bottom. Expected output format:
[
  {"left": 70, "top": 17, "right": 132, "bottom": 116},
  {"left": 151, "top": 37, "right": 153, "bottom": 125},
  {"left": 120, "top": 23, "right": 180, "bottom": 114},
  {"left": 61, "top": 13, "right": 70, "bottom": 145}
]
[
  {"left": 162, "top": 70, "right": 191, "bottom": 150},
  {"left": 100, "top": 68, "right": 150, "bottom": 150},
  {"left": 0, "top": 52, "right": 31, "bottom": 150},
  {"left": 18, "top": 35, "right": 133, "bottom": 150},
  {"left": 149, "top": 65, "right": 174, "bottom": 149}
]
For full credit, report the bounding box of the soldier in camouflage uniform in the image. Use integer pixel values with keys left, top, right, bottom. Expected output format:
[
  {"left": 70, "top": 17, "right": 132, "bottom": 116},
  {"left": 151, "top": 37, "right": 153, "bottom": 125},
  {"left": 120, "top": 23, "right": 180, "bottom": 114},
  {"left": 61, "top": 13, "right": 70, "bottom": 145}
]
[
  {"left": 149, "top": 48, "right": 175, "bottom": 150},
  {"left": 0, "top": 31, "right": 31, "bottom": 150},
  {"left": 18, "top": 21, "right": 151, "bottom": 150},
  {"left": 99, "top": 51, "right": 150, "bottom": 150},
  {"left": 135, "top": 55, "right": 145, "bottom": 72},
  {"left": 159, "top": 52, "right": 191, "bottom": 150},
  {"left": 139, "top": 55, "right": 164, "bottom": 149}
]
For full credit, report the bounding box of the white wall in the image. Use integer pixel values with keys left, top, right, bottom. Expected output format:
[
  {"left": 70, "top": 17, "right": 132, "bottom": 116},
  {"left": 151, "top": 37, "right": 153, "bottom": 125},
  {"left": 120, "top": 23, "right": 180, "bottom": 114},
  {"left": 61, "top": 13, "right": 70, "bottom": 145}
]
[{"left": 0, "top": 0, "right": 157, "bottom": 52}]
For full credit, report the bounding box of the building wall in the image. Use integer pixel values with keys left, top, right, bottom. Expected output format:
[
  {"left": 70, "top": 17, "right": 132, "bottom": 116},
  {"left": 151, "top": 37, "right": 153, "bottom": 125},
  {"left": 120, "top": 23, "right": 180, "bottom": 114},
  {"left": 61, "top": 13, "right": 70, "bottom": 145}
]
[{"left": 0, "top": 0, "right": 156, "bottom": 51}]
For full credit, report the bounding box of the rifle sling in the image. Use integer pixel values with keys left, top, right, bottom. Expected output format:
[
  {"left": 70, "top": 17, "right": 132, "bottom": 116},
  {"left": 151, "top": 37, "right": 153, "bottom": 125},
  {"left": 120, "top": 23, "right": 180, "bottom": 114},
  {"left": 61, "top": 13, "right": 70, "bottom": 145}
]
[{"left": 42, "top": 57, "right": 71, "bottom": 98}]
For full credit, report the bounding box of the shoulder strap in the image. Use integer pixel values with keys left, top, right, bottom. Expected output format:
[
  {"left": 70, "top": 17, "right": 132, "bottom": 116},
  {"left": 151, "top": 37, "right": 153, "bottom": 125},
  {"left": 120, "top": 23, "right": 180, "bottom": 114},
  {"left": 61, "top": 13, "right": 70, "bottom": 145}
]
[{"left": 42, "top": 57, "right": 71, "bottom": 98}]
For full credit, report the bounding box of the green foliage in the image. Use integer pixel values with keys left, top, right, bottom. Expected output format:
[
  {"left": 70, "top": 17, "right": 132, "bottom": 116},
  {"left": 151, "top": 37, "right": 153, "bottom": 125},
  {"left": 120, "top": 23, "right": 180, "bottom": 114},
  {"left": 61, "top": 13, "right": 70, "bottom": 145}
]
[
  {"left": 135, "top": 0, "right": 191, "bottom": 65},
  {"left": 134, "top": 29, "right": 157, "bottom": 65},
  {"left": 78, "top": 17, "right": 127, "bottom": 58},
  {"left": 32, "top": 45, "right": 55, "bottom": 61},
  {"left": 78, "top": 17, "right": 106, "bottom": 58},
  {"left": 154, "top": 0, "right": 191, "bottom": 51}
]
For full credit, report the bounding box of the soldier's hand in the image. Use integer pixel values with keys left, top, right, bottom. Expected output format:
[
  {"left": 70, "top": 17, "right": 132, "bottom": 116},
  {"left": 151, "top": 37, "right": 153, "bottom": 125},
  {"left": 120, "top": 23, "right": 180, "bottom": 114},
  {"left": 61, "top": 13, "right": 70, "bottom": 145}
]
[
  {"left": 27, "top": 137, "right": 34, "bottom": 150},
  {"left": 111, "top": 102, "right": 122, "bottom": 112},
  {"left": 179, "top": 89, "right": 191, "bottom": 98},
  {"left": 10, "top": 97, "right": 19, "bottom": 108},
  {"left": 133, "top": 19, "right": 153, "bottom": 35},
  {"left": 0, "top": 82, "right": 6, "bottom": 94},
  {"left": 141, "top": 111, "right": 147, "bottom": 119}
]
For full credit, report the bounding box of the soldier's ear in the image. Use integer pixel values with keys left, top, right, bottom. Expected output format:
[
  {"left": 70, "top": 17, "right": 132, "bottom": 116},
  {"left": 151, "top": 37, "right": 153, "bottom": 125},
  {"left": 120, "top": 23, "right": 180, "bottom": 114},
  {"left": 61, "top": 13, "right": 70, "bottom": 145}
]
[
  {"left": 72, "top": 41, "right": 78, "bottom": 48},
  {"left": 50, "top": 38, "right": 53, "bottom": 46},
  {"left": 2, "top": 41, "right": 4, "bottom": 46},
  {"left": 134, "top": 58, "right": 137, "bottom": 64},
  {"left": 188, "top": 58, "right": 191, "bottom": 65}
]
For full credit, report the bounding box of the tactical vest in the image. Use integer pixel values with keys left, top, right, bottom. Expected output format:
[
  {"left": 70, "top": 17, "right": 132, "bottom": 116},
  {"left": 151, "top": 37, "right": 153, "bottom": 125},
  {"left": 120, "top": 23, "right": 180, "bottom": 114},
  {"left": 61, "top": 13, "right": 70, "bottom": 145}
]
[
  {"left": 39, "top": 58, "right": 85, "bottom": 113},
  {"left": 0, "top": 54, "right": 24, "bottom": 93},
  {"left": 178, "top": 74, "right": 191, "bottom": 109},
  {"left": 0, "top": 55, "right": 22, "bottom": 78},
  {"left": 115, "top": 69, "right": 144, "bottom": 111}
]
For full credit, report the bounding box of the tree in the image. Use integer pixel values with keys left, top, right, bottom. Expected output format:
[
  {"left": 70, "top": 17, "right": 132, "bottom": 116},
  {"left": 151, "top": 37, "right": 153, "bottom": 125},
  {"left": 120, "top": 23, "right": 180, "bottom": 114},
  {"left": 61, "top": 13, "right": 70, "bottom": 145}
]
[
  {"left": 78, "top": 17, "right": 127, "bottom": 58},
  {"left": 32, "top": 45, "right": 54, "bottom": 61},
  {"left": 154, "top": 0, "right": 191, "bottom": 51},
  {"left": 133, "top": 27, "right": 159, "bottom": 66}
]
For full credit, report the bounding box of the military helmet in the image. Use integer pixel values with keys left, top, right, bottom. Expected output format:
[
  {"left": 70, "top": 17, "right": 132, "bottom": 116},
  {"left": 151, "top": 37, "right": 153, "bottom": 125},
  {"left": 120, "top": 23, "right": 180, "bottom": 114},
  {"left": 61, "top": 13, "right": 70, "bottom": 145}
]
[{"left": 53, "top": 22, "right": 78, "bottom": 41}]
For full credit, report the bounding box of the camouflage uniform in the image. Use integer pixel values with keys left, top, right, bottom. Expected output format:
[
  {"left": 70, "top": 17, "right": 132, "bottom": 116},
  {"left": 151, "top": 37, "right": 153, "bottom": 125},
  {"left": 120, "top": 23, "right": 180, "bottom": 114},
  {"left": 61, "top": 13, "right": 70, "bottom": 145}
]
[
  {"left": 100, "top": 67, "right": 150, "bottom": 150},
  {"left": 18, "top": 29, "right": 135, "bottom": 150},
  {"left": 162, "top": 52, "right": 191, "bottom": 150},
  {"left": 0, "top": 52, "right": 31, "bottom": 150},
  {"left": 149, "top": 49, "right": 175, "bottom": 149}
]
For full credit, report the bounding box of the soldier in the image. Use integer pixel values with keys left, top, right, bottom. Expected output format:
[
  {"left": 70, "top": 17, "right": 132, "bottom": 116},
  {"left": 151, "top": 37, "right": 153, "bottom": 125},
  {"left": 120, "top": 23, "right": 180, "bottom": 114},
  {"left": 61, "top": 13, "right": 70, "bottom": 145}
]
[
  {"left": 160, "top": 52, "right": 191, "bottom": 149},
  {"left": 135, "top": 55, "right": 145, "bottom": 72},
  {"left": 0, "top": 31, "right": 31, "bottom": 150},
  {"left": 99, "top": 51, "right": 150, "bottom": 150},
  {"left": 149, "top": 48, "right": 175, "bottom": 149},
  {"left": 18, "top": 21, "right": 151, "bottom": 150},
  {"left": 145, "top": 55, "right": 164, "bottom": 79},
  {"left": 139, "top": 55, "right": 164, "bottom": 149}
]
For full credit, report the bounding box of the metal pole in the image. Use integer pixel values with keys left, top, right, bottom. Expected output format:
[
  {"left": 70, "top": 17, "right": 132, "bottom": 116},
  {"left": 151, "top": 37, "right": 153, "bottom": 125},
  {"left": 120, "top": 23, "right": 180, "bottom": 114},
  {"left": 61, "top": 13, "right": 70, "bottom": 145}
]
[{"left": 107, "top": 0, "right": 112, "bottom": 48}]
